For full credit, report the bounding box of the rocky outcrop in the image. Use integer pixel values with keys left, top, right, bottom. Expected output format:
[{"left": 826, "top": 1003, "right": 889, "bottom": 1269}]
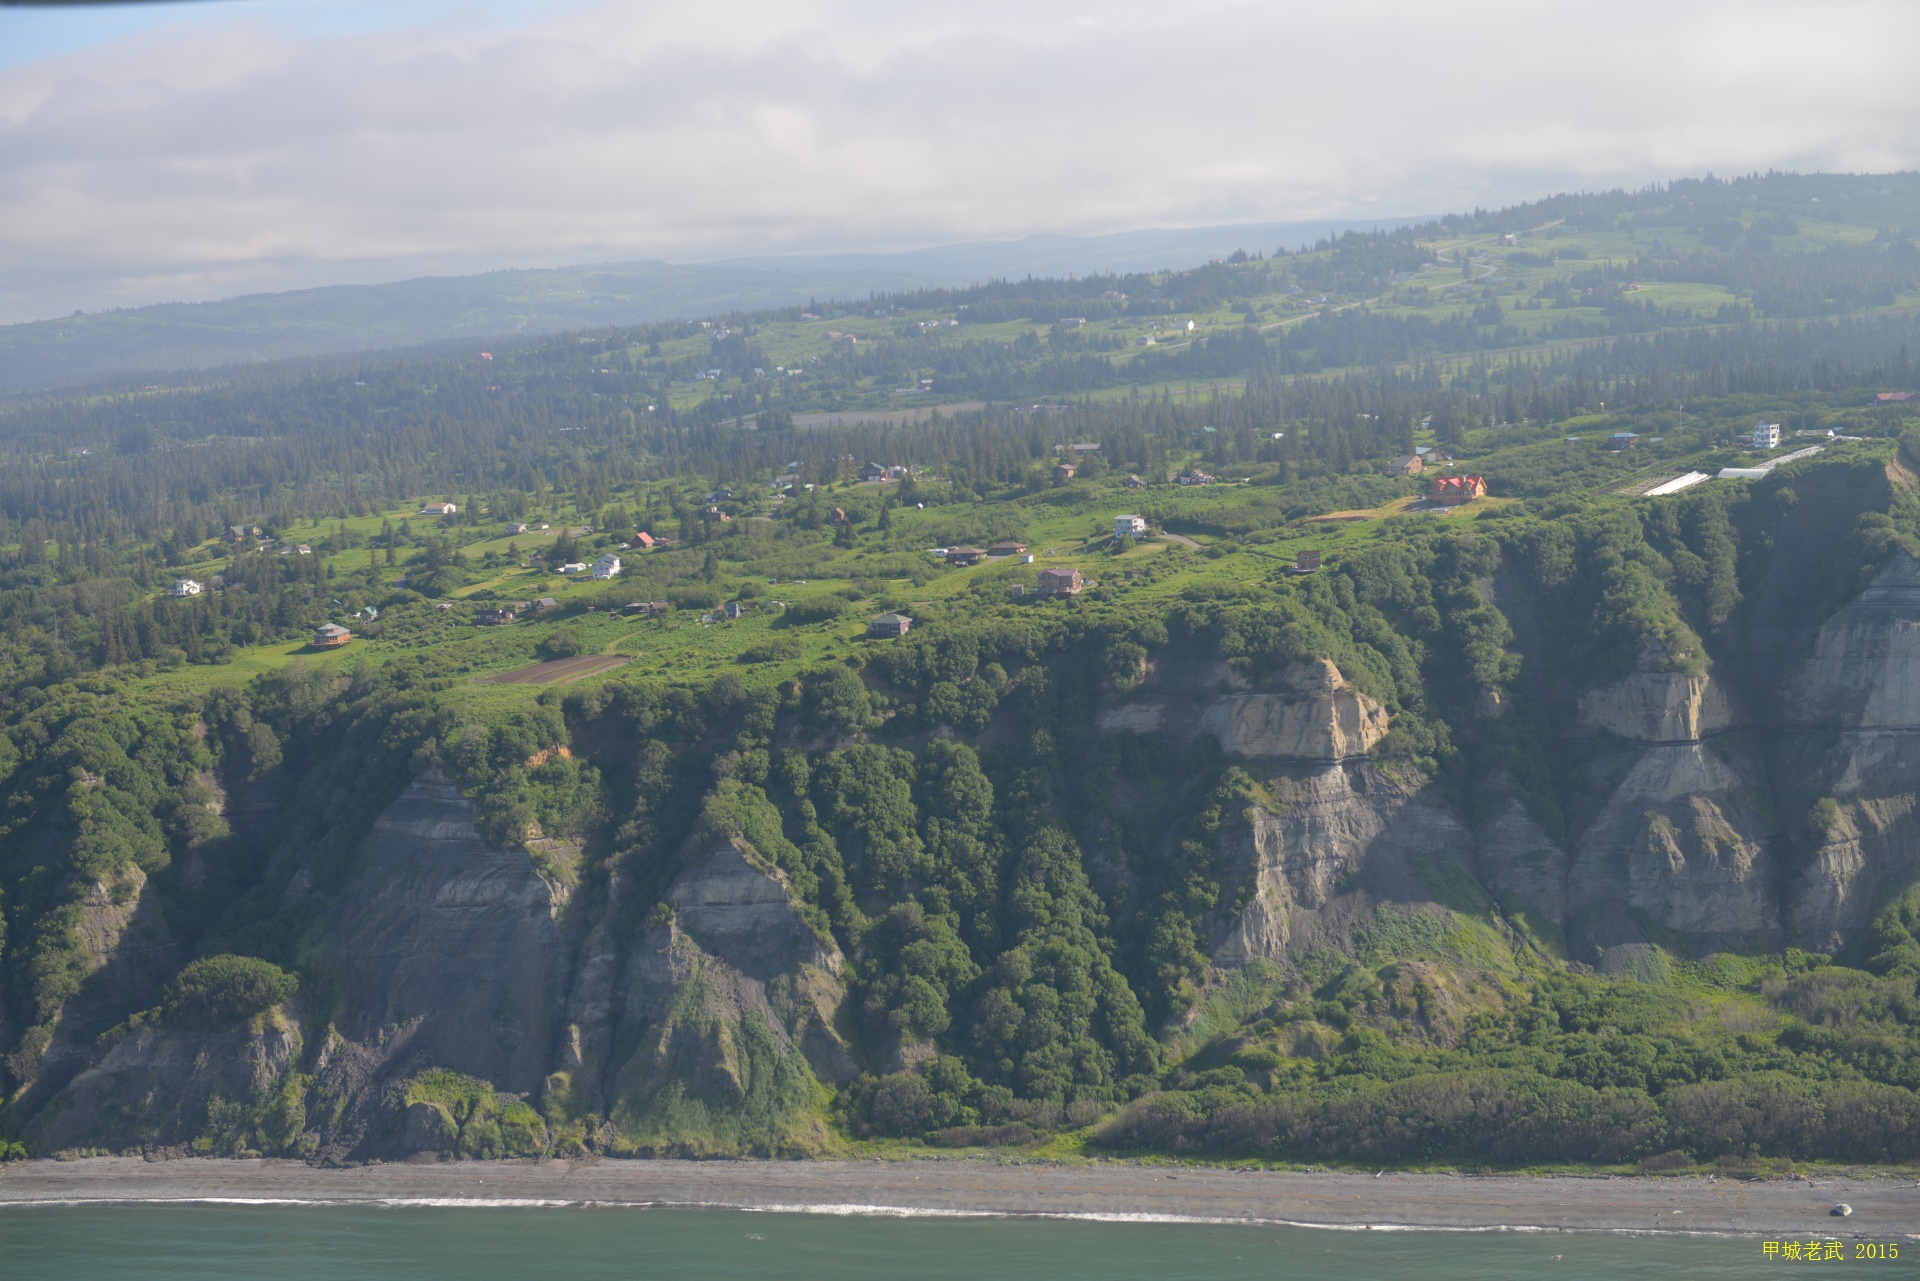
[
  {"left": 1199, "top": 660, "right": 1390, "bottom": 761},
  {"left": 1578, "top": 670, "right": 1735, "bottom": 742}
]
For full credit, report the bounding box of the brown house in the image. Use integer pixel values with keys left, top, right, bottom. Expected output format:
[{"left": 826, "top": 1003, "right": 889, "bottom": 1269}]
[
  {"left": 988, "top": 541, "right": 1029, "bottom": 557},
  {"left": 945, "top": 546, "right": 985, "bottom": 566},
  {"left": 1294, "top": 549, "right": 1322, "bottom": 574},
  {"left": 310, "top": 623, "right": 352, "bottom": 649},
  {"left": 1387, "top": 454, "right": 1423, "bottom": 476},
  {"left": 868, "top": 612, "right": 913, "bottom": 637},
  {"left": 1036, "top": 567, "right": 1084, "bottom": 597},
  {"left": 1428, "top": 475, "right": 1488, "bottom": 505}
]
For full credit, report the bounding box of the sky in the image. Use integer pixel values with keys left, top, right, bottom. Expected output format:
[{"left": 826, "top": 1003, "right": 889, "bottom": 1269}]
[{"left": 2, "top": 0, "right": 1918, "bottom": 324}]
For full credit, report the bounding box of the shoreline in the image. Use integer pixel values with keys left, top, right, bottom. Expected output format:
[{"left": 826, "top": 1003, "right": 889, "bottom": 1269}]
[{"left": 2, "top": 1157, "right": 1917, "bottom": 1237}]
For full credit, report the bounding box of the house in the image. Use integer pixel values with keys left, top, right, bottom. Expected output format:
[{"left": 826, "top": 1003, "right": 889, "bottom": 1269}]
[
  {"left": 1877, "top": 392, "right": 1913, "bottom": 403},
  {"left": 295, "top": 544, "right": 313, "bottom": 555},
  {"left": 831, "top": 507, "right": 849, "bottom": 524},
  {"left": 169, "top": 578, "right": 203, "bottom": 597},
  {"left": 1294, "top": 549, "right": 1322, "bottom": 574},
  {"left": 1114, "top": 515, "right": 1148, "bottom": 539},
  {"left": 1414, "top": 446, "right": 1452, "bottom": 464},
  {"left": 531, "top": 597, "right": 558, "bottom": 614},
  {"left": 505, "top": 522, "right": 530, "bottom": 535},
  {"left": 1036, "top": 567, "right": 1084, "bottom": 597},
  {"left": 859, "top": 461, "right": 888, "bottom": 482},
  {"left": 722, "top": 601, "right": 745, "bottom": 620},
  {"left": 945, "top": 547, "right": 985, "bottom": 566},
  {"left": 1387, "top": 454, "right": 1424, "bottom": 476},
  {"left": 1177, "top": 470, "right": 1216, "bottom": 486},
  {"left": 703, "top": 505, "right": 731, "bottom": 522},
  {"left": 1125, "top": 474, "right": 1146, "bottom": 489},
  {"left": 622, "top": 601, "right": 670, "bottom": 617},
  {"left": 1749, "top": 423, "right": 1782, "bottom": 450},
  {"left": 420, "top": 502, "right": 457, "bottom": 516},
  {"left": 867, "top": 612, "right": 913, "bottom": 637},
  {"left": 1054, "top": 442, "right": 1102, "bottom": 454},
  {"left": 225, "top": 524, "right": 261, "bottom": 542},
  {"left": 559, "top": 562, "right": 588, "bottom": 575},
  {"left": 633, "top": 531, "right": 655, "bottom": 549},
  {"left": 1008, "top": 584, "right": 1027, "bottom": 598},
  {"left": 1053, "top": 462, "right": 1076, "bottom": 481},
  {"left": 474, "top": 606, "right": 516, "bottom": 626},
  {"left": 310, "top": 623, "right": 353, "bottom": 649},
  {"left": 355, "top": 606, "right": 380, "bottom": 622},
  {"left": 1427, "top": 475, "right": 1488, "bottom": 505},
  {"left": 988, "top": 541, "right": 1029, "bottom": 557},
  {"left": 1604, "top": 432, "right": 1640, "bottom": 451},
  {"left": 592, "top": 554, "right": 622, "bottom": 580}
]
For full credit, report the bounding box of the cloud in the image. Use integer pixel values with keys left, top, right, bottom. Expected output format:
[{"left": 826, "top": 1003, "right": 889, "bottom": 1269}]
[{"left": 1, "top": 0, "right": 1916, "bottom": 322}]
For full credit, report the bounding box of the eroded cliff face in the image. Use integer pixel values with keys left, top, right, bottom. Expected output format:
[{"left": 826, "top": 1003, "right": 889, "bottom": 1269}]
[
  {"left": 327, "top": 767, "right": 568, "bottom": 1098},
  {"left": 1200, "top": 559, "right": 1920, "bottom": 978},
  {"left": 22, "top": 764, "right": 852, "bottom": 1161},
  {"left": 1578, "top": 670, "right": 1736, "bottom": 742},
  {"left": 1210, "top": 762, "right": 1472, "bottom": 965},
  {"left": 25, "top": 1012, "right": 303, "bottom": 1156},
  {"left": 8, "top": 863, "right": 183, "bottom": 1117},
  {"left": 1778, "top": 552, "right": 1920, "bottom": 949},
  {"left": 1099, "top": 658, "right": 1390, "bottom": 761}
]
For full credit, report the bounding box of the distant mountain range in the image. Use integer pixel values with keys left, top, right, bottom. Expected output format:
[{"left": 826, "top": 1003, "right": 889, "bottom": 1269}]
[{"left": 0, "top": 217, "right": 1422, "bottom": 392}]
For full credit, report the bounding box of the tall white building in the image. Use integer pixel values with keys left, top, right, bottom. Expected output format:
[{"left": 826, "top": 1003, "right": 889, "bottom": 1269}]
[
  {"left": 1114, "top": 514, "right": 1148, "bottom": 539},
  {"left": 1750, "top": 423, "right": 1781, "bottom": 450},
  {"left": 592, "top": 553, "right": 623, "bottom": 580},
  {"left": 170, "top": 578, "right": 203, "bottom": 597}
]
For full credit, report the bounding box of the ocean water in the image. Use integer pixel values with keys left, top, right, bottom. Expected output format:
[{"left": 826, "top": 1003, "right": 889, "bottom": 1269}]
[{"left": 0, "top": 1203, "right": 1805, "bottom": 1280}]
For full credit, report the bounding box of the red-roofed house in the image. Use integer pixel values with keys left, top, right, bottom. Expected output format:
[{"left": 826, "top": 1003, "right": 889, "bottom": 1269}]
[
  {"left": 1878, "top": 392, "right": 1913, "bottom": 403},
  {"left": 633, "top": 531, "right": 655, "bottom": 548},
  {"left": 1428, "top": 475, "right": 1488, "bottom": 505}
]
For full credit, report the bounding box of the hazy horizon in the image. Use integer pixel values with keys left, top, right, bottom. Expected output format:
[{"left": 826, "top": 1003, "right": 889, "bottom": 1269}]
[{"left": 5, "top": 0, "right": 1917, "bottom": 325}]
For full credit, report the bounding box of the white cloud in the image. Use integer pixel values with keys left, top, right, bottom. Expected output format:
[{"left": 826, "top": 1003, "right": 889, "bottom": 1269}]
[{"left": 1, "top": 0, "right": 1916, "bottom": 322}]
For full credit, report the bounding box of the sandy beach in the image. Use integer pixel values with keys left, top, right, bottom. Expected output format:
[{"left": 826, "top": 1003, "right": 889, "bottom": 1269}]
[{"left": 2, "top": 1157, "right": 1915, "bottom": 1237}]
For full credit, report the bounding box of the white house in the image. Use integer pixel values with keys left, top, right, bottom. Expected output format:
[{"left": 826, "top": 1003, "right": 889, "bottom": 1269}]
[
  {"left": 559, "top": 562, "right": 588, "bottom": 575},
  {"left": 1749, "top": 423, "right": 1782, "bottom": 450},
  {"left": 170, "top": 578, "right": 203, "bottom": 597},
  {"left": 592, "top": 553, "right": 623, "bottom": 580},
  {"left": 506, "top": 522, "right": 530, "bottom": 535},
  {"left": 1114, "top": 514, "right": 1148, "bottom": 539},
  {"left": 420, "top": 501, "right": 458, "bottom": 516}
]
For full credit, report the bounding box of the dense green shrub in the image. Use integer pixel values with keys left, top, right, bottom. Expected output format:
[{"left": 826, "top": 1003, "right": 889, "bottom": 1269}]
[{"left": 160, "top": 955, "right": 298, "bottom": 1028}]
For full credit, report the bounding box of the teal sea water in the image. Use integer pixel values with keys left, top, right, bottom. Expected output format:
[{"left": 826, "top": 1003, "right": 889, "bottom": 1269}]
[{"left": 0, "top": 1204, "right": 1808, "bottom": 1280}]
